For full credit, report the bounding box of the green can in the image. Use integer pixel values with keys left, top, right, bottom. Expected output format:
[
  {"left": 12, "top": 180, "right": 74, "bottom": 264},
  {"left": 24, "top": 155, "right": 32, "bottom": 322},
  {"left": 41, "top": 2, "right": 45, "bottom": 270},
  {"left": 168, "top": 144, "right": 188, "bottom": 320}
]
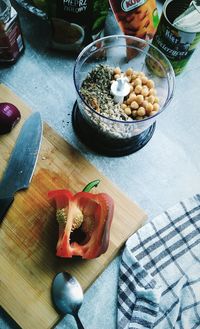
[{"left": 151, "top": 0, "right": 200, "bottom": 75}]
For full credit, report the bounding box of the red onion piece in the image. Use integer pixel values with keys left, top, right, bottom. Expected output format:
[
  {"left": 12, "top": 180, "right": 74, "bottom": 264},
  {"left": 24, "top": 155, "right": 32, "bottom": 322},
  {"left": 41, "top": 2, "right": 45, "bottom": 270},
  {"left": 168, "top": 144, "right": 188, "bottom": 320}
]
[{"left": 0, "top": 103, "right": 21, "bottom": 134}]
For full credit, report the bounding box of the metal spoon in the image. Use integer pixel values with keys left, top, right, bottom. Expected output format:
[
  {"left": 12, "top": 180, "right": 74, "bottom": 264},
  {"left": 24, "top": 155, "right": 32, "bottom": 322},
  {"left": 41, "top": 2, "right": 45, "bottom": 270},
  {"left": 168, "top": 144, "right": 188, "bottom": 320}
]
[{"left": 52, "top": 272, "right": 85, "bottom": 329}]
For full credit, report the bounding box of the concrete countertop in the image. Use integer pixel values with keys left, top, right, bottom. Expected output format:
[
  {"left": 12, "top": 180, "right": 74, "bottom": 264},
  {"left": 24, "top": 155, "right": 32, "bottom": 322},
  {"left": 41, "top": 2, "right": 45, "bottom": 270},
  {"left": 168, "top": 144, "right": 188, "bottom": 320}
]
[{"left": 1, "top": 1, "right": 200, "bottom": 328}]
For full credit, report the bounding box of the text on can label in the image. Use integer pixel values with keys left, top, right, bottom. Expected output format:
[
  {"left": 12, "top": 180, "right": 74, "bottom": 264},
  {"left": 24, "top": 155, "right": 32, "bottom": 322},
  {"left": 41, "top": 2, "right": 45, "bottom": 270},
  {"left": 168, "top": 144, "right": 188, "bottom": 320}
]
[{"left": 121, "top": 0, "right": 146, "bottom": 12}]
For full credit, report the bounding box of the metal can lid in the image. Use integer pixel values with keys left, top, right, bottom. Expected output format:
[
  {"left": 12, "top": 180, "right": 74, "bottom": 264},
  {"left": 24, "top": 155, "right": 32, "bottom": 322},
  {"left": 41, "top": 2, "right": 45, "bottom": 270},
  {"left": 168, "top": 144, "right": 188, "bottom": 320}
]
[{"left": 173, "top": 0, "right": 200, "bottom": 32}]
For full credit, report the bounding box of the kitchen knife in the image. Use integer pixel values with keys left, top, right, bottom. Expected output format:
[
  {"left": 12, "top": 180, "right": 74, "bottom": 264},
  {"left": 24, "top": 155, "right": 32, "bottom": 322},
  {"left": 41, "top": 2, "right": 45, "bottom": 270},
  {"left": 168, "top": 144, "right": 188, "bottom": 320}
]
[{"left": 0, "top": 112, "right": 43, "bottom": 223}]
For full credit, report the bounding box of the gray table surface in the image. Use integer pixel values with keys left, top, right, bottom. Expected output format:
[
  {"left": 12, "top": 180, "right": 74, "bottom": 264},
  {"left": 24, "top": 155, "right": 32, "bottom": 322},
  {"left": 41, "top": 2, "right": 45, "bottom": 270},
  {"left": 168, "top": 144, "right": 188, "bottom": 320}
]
[{"left": 1, "top": 1, "right": 200, "bottom": 328}]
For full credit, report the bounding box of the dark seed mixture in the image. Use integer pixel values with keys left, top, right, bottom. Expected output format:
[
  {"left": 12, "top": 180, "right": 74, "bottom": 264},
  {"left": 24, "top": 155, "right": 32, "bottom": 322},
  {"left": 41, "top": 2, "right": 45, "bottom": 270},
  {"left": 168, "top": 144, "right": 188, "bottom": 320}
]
[{"left": 80, "top": 64, "right": 131, "bottom": 121}]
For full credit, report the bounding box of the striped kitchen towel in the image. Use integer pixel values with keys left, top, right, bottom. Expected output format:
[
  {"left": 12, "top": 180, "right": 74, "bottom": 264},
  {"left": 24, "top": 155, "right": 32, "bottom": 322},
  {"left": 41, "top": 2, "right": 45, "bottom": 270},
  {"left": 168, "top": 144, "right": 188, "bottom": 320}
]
[{"left": 118, "top": 194, "right": 200, "bottom": 329}]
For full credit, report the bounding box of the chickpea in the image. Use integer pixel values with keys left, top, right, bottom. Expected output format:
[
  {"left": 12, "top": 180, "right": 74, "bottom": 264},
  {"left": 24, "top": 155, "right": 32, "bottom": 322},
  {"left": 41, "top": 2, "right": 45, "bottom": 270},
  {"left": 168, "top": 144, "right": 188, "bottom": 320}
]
[
  {"left": 130, "top": 101, "right": 139, "bottom": 109},
  {"left": 154, "top": 96, "right": 159, "bottom": 103},
  {"left": 114, "top": 67, "right": 121, "bottom": 75},
  {"left": 141, "top": 86, "right": 149, "bottom": 97},
  {"left": 141, "top": 76, "right": 148, "bottom": 84},
  {"left": 129, "top": 92, "right": 137, "bottom": 99},
  {"left": 114, "top": 74, "right": 121, "bottom": 80},
  {"left": 137, "top": 107, "right": 146, "bottom": 116},
  {"left": 136, "top": 116, "right": 143, "bottom": 120},
  {"left": 138, "top": 71, "right": 145, "bottom": 77},
  {"left": 149, "top": 88, "right": 157, "bottom": 96},
  {"left": 146, "top": 102, "right": 153, "bottom": 114},
  {"left": 134, "top": 78, "right": 142, "bottom": 86},
  {"left": 127, "top": 94, "right": 136, "bottom": 104},
  {"left": 124, "top": 107, "right": 132, "bottom": 116},
  {"left": 125, "top": 68, "right": 133, "bottom": 76},
  {"left": 153, "top": 103, "right": 160, "bottom": 111},
  {"left": 121, "top": 103, "right": 127, "bottom": 110},
  {"left": 129, "top": 85, "right": 134, "bottom": 93},
  {"left": 130, "top": 74, "right": 137, "bottom": 81},
  {"left": 134, "top": 84, "right": 142, "bottom": 94},
  {"left": 147, "top": 95, "right": 155, "bottom": 104},
  {"left": 135, "top": 94, "right": 144, "bottom": 105},
  {"left": 142, "top": 100, "right": 149, "bottom": 108},
  {"left": 147, "top": 79, "right": 155, "bottom": 88},
  {"left": 150, "top": 110, "right": 158, "bottom": 116},
  {"left": 132, "top": 110, "right": 137, "bottom": 118},
  {"left": 126, "top": 98, "right": 131, "bottom": 105}
]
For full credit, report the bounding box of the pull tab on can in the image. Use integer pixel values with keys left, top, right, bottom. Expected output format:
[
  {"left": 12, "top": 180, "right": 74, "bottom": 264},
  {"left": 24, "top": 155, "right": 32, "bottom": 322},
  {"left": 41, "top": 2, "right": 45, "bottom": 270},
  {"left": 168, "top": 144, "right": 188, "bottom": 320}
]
[{"left": 173, "top": 0, "right": 200, "bottom": 32}]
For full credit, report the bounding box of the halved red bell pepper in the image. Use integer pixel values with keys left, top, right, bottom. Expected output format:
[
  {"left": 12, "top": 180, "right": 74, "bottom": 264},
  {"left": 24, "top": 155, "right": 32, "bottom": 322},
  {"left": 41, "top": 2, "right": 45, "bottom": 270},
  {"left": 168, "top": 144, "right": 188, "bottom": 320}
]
[{"left": 48, "top": 180, "right": 114, "bottom": 259}]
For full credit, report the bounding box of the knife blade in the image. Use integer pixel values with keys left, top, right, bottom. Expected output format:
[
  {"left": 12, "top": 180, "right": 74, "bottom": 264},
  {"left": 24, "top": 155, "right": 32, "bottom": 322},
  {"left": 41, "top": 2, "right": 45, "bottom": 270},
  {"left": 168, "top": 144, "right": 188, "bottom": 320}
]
[{"left": 0, "top": 112, "right": 43, "bottom": 223}]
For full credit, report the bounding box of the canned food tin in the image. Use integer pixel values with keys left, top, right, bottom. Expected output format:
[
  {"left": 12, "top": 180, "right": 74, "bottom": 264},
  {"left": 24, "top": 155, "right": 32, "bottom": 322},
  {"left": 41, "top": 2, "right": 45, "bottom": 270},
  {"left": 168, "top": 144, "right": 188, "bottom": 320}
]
[
  {"left": 109, "top": 0, "right": 159, "bottom": 40},
  {"left": 151, "top": 0, "right": 200, "bottom": 75}
]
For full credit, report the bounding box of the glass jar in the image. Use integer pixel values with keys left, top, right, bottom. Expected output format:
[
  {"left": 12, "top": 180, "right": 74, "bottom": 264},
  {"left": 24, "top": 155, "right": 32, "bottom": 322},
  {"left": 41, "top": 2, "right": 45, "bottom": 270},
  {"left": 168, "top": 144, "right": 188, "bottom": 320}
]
[{"left": 0, "top": 0, "right": 24, "bottom": 64}]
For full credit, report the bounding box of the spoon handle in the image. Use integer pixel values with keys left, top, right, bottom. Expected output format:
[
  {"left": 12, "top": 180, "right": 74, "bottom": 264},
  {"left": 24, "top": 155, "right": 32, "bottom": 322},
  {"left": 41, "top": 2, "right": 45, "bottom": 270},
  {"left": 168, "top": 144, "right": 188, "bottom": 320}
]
[{"left": 74, "top": 313, "right": 85, "bottom": 329}]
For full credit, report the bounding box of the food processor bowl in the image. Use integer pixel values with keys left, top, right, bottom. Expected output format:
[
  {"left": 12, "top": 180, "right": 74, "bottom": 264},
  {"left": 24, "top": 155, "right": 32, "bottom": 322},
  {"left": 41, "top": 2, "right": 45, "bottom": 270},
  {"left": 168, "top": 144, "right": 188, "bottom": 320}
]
[{"left": 73, "top": 35, "right": 175, "bottom": 156}]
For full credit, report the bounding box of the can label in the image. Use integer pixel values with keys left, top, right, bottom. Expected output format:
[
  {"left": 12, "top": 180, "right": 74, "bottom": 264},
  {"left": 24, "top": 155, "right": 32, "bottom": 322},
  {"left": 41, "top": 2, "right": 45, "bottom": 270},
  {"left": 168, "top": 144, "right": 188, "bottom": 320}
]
[
  {"left": 109, "top": 0, "right": 159, "bottom": 40},
  {"left": 0, "top": 7, "right": 24, "bottom": 63},
  {"left": 151, "top": 0, "right": 200, "bottom": 75}
]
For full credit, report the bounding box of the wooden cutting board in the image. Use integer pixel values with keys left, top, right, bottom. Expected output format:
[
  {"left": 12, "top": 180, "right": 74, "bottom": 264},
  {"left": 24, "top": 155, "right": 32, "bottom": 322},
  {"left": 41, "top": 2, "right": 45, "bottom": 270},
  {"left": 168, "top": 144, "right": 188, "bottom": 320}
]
[{"left": 0, "top": 84, "right": 147, "bottom": 329}]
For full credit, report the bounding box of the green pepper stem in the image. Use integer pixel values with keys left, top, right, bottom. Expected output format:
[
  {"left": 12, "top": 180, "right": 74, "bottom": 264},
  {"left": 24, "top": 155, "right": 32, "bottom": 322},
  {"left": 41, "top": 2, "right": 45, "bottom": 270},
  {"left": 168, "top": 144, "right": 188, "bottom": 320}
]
[{"left": 82, "top": 179, "right": 100, "bottom": 192}]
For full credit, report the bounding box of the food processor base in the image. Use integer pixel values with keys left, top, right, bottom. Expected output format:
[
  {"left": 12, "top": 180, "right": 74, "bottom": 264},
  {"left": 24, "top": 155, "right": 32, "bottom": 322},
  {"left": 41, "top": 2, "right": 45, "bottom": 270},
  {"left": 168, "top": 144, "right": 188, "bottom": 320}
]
[{"left": 72, "top": 102, "right": 156, "bottom": 157}]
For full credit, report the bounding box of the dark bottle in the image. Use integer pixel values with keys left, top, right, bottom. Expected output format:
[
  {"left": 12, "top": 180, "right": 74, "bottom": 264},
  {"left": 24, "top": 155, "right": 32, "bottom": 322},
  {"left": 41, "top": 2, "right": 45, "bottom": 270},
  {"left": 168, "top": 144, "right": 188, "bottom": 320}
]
[{"left": 0, "top": 0, "right": 24, "bottom": 64}]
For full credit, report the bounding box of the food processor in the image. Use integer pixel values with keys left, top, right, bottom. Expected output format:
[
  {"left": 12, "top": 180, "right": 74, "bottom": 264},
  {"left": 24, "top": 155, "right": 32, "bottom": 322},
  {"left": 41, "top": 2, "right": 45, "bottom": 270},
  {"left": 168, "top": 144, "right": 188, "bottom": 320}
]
[{"left": 73, "top": 35, "right": 175, "bottom": 156}]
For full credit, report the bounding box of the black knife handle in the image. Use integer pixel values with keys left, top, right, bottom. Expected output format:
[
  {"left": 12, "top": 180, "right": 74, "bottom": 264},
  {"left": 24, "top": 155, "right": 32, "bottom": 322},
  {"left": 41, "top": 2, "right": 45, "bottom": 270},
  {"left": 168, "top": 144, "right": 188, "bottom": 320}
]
[{"left": 0, "top": 196, "right": 14, "bottom": 224}]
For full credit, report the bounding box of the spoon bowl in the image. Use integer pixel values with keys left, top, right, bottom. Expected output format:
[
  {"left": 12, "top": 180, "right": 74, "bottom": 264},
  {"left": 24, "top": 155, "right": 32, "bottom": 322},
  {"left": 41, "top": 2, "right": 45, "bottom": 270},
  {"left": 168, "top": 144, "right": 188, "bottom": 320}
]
[{"left": 52, "top": 272, "right": 85, "bottom": 329}]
